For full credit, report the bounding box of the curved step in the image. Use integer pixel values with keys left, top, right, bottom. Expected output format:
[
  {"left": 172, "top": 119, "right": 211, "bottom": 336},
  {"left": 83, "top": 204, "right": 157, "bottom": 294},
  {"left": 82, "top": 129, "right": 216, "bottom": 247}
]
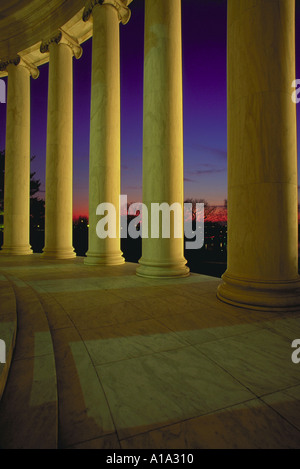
[
  {"left": 0, "top": 274, "right": 17, "bottom": 402},
  {"left": 35, "top": 290, "right": 117, "bottom": 449},
  {"left": 0, "top": 276, "right": 58, "bottom": 449}
]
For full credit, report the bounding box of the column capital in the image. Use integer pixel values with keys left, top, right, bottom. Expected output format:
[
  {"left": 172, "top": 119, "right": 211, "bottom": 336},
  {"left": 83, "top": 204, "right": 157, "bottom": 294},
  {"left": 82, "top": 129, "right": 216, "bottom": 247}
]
[
  {"left": 40, "top": 29, "right": 83, "bottom": 59},
  {"left": 0, "top": 55, "right": 39, "bottom": 79},
  {"left": 83, "top": 0, "right": 131, "bottom": 25}
]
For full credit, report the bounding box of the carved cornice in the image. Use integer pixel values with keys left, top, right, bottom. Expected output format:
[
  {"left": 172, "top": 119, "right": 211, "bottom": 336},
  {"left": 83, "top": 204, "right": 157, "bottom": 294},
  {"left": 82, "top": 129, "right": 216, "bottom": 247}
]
[
  {"left": 0, "top": 55, "right": 39, "bottom": 79},
  {"left": 83, "top": 0, "right": 131, "bottom": 25},
  {"left": 40, "top": 30, "right": 62, "bottom": 54},
  {"left": 0, "top": 56, "right": 20, "bottom": 72},
  {"left": 83, "top": 0, "right": 104, "bottom": 22},
  {"left": 40, "top": 29, "right": 83, "bottom": 59}
]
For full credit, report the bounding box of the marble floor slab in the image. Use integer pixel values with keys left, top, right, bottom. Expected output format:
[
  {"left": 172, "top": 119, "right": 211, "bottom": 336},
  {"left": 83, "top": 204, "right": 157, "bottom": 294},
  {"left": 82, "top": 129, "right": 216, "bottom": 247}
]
[
  {"left": 197, "top": 329, "right": 300, "bottom": 396},
  {"left": 50, "top": 326, "right": 115, "bottom": 448},
  {"left": 120, "top": 398, "right": 300, "bottom": 449},
  {"left": 81, "top": 318, "right": 188, "bottom": 366},
  {"left": 0, "top": 255, "right": 300, "bottom": 449},
  {"left": 96, "top": 345, "right": 255, "bottom": 440}
]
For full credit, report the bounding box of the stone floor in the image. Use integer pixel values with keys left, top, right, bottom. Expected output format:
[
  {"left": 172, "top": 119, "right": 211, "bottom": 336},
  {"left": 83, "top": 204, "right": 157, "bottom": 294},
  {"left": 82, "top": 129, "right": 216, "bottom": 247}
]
[{"left": 0, "top": 254, "right": 300, "bottom": 449}]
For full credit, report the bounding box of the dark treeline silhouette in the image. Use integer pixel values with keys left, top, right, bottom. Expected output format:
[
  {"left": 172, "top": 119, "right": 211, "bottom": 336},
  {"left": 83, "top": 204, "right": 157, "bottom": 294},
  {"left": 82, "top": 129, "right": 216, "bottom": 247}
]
[{"left": 0, "top": 150, "right": 45, "bottom": 251}]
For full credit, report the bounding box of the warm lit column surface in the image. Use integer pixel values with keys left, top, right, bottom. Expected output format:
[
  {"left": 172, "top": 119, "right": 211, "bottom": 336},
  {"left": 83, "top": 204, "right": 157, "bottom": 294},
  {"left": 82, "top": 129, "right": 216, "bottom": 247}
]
[
  {"left": 0, "top": 57, "right": 39, "bottom": 255},
  {"left": 218, "top": 0, "right": 300, "bottom": 311},
  {"left": 41, "top": 31, "right": 82, "bottom": 259},
  {"left": 83, "top": 0, "right": 130, "bottom": 266},
  {"left": 136, "top": 0, "right": 189, "bottom": 278}
]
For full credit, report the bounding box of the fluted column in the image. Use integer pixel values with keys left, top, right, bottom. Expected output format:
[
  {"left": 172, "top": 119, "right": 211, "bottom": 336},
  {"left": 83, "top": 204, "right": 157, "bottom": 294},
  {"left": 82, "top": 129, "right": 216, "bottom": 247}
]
[
  {"left": 136, "top": 0, "right": 189, "bottom": 278},
  {"left": 217, "top": 0, "right": 300, "bottom": 311},
  {"left": 41, "top": 30, "right": 82, "bottom": 259},
  {"left": 0, "top": 56, "right": 39, "bottom": 255},
  {"left": 83, "top": 0, "right": 130, "bottom": 266}
]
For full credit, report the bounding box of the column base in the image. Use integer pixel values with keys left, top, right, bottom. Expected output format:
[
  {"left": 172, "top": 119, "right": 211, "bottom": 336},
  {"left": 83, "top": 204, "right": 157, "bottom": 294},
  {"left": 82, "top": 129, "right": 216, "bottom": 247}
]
[
  {"left": 136, "top": 257, "right": 190, "bottom": 279},
  {"left": 41, "top": 247, "right": 76, "bottom": 260},
  {"left": 0, "top": 245, "right": 33, "bottom": 255},
  {"left": 217, "top": 271, "right": 300, "bottom": 312},
  {"left": 84, "top": 250, "right": 125, "bottom": 266}
]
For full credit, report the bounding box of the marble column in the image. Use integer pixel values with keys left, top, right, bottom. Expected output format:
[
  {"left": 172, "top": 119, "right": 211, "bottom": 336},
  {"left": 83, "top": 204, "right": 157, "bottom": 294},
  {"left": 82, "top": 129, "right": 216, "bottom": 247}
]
[
  {"left": 41, "top": 30, "right": 82, "bottom": 259},
  {"left": 83, "top": 0, "right": 130, "bottom": 266},
  {"left": 136, "top": 0, "right": 189, "bottom": 278},
  {"left": 217, "top": 0, "right": 300, "bottom": 311},
  {"left": 0, "top": 56, "right": 39, "bottom": 255}
]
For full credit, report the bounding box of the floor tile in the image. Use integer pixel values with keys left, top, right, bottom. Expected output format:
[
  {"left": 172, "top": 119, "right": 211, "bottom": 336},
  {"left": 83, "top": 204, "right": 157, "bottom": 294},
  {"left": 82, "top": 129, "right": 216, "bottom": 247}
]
[
  {"left": 262, "top": 316, "right": 300, "bottom": 342},
  {"left": 156, "top": 308, "right": 261, "bottom": 345},
  {"left": 81, "top": 319, "right": 188, "bottom": 365},
  {"left": 51, "top": 327, "right": 115, "bottom": 448},
  {"left": 261, "top": 385, "right": 300, "bottom": 431},
  {"left": 121, "top": 398, "right": 300, "bottom": 449},
  {"left": 196, "top": 329, "right": 300, "bottom": 396},
  {"left": 68, "top": 433, "right": 121, "bottom": 449},
  {"left": 0, "top": 355, "right": 57, "bottom": 449},
  {"left": 96, "top": 346, "right": 254, "bottom": 439}
]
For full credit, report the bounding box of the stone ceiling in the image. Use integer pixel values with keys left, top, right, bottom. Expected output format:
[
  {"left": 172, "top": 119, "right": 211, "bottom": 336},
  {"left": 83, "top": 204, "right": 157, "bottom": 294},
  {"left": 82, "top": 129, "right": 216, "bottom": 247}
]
[
  {"left": 0, "top": 0, "right": 133, "bottom": 75},
  {"left": 0, "top": 1, "right": 85, "bottom": 60}
]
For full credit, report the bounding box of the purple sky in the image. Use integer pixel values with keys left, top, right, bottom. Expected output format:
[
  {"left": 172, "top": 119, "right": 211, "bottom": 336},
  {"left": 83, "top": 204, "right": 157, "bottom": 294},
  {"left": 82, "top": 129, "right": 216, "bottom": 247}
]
[{"left": 0, "top": 0, "right": 299, "bottom": 217}]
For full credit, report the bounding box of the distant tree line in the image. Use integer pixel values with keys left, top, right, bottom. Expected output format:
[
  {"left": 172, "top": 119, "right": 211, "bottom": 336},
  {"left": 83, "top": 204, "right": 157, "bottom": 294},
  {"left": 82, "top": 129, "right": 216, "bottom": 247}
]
[{"left": 0, "top": 150, "right": 45, "bottom": 231}]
